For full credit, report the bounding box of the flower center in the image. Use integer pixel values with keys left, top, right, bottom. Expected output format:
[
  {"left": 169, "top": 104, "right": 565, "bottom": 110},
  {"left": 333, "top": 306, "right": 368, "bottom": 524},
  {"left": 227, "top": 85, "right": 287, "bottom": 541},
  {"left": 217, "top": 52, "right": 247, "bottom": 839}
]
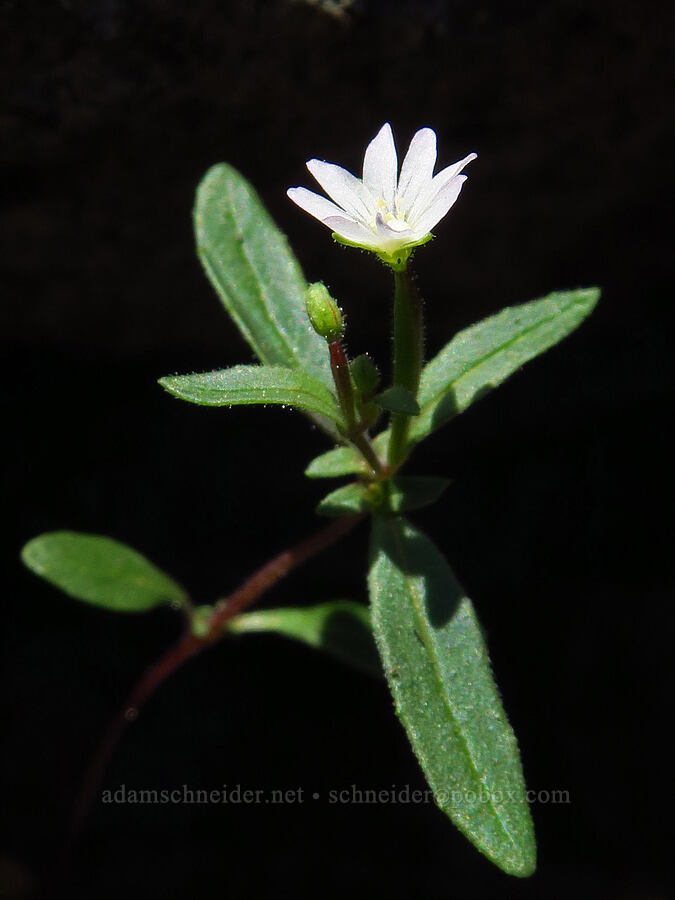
[{"left": 372, "top": 196, "right": 410, "bottom": 233}]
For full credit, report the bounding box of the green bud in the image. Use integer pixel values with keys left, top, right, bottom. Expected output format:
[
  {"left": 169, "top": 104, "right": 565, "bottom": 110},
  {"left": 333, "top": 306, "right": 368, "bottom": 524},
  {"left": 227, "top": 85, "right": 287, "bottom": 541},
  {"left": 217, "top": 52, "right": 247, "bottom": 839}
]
[
  {"left": 305, "top": 282, "right": 343, "bottom": 342},
  {"left": 350, "top": 354, "right": 380, "bottom": 396}
]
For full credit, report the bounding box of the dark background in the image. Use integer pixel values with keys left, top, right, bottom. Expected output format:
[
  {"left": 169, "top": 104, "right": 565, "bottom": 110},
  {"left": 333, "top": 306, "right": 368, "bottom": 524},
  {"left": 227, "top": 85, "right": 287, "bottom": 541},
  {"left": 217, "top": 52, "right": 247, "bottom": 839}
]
[{"left": 2, "top": 1, "right": 673, "bottom": 897}]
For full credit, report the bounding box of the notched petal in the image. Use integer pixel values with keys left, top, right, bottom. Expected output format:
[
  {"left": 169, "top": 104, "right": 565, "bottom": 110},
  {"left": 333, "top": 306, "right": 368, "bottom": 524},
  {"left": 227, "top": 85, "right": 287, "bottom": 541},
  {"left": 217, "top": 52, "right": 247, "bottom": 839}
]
[{"left": 397, "top": 127, "right": 437, "bottom": 215}]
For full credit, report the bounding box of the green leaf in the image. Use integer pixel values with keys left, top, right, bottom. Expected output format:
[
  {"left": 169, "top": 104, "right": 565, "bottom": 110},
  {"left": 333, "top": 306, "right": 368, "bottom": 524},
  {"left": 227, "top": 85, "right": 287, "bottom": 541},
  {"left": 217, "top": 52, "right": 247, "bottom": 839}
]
[
  {"left": 368, "top": 517, "right": 536, "bottom": 877},
  {"left": 375, "top": 385, "right": 420, "bottom": 416},
  {"left": 195, "top": 164, "right": 331, "bottom": 388},
  {"left": 305, "top": 431, "right": 390, "bottom": 480},
  {"left": 305, "top": 446, "right": 366, "bottom": 479},
  {"left": 316, "top": 476, "right": 450, "bottom": 517},
  {"left": 350, "top": 354, "right": 380, "bottom": 396},
  {"left": 21, "top": 531, "right": 188, "bottom": 613},
  {"left": 159, "top": 365, "right": 344, "bottom": 428},
  {"left": 410, "top": 288, "right": 600, "bottom": 444},
  {"left": 316, "top": 482, "right": 376, "bottom": 517},
  {"left": 389, "top": 476, "right": 450, "bottom": 511},
  {"left": 227, "top": 602, "right": 380, "bottom": 677}
]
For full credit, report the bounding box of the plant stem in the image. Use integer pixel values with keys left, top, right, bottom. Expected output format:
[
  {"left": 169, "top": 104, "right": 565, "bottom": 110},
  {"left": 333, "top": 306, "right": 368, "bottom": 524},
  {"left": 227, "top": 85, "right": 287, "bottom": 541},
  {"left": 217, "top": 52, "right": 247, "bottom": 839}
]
[
  {"left": 328, "top": 339, "right": 386, "bottom": 479},
  {"left": 388, "top": 265, "right": 423, "bottom": 469},
  {"left": 329, "top": 339, "right": 356, "bottom": 430},
  {"left": 350, "top": 431, "right": 386, "bottom": 479},
  {"left": 66, "top": 514, "right": 363, "bottom": 849},
  {"left": 205, "top": 514, "right": 361, "bottom": 631}
]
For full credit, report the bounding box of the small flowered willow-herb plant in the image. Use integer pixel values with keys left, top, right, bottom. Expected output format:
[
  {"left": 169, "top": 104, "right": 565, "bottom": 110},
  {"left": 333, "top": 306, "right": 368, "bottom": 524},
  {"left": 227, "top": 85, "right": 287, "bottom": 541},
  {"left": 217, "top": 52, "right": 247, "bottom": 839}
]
[{"left": 22, "top": 122, "right": 599, "bottom": 880}]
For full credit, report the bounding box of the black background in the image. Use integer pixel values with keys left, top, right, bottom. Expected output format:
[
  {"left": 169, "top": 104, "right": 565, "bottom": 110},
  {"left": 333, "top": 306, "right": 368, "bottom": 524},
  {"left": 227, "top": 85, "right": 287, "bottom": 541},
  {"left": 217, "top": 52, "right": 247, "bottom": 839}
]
[{"left": 2, "top": 1, "right": 673, "bottom": 898}]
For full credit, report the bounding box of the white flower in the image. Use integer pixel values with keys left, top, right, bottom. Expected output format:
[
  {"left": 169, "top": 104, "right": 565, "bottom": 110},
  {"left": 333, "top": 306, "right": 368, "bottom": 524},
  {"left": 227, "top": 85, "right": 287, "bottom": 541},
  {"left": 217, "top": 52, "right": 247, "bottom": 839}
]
[{"left": 287, "top": 123, "right": 476, "bottom": 261}]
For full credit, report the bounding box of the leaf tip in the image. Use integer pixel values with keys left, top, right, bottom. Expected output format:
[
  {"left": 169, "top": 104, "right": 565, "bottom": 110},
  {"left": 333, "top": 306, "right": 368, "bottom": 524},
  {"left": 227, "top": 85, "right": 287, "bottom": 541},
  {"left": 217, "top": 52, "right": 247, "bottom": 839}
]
[
  {"left": 500, "top": 843, "right": 537, "bottom": 878},
  {"left": 157, "top": 375, "right": 181, "bottom": 397},
  {"left": 579, "top": 285, "right": 601, "bottom": 306}
]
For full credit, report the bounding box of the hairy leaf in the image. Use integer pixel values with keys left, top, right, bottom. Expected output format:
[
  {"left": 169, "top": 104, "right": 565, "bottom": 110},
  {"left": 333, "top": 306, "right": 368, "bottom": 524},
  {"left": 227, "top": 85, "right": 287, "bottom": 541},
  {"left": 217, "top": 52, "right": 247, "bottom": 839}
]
[
  {"left": 369, "top": 517, "right": 536, "bottom": 876},
  {"left": 195, "top": 164, "right": 331, "bottom": 387},
  {"left": 159, "top": 365, "right": 344, "bottom": 427},
  {"left": 410, "top": 288, "right": 599, "bottom": 443}
]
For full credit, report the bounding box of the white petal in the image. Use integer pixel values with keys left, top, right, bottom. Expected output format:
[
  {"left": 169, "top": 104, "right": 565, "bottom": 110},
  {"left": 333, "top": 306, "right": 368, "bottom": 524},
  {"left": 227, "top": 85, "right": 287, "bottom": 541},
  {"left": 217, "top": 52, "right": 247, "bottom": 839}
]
[
  {"left": 287, "top": 187, "right": 346, "bottom": 224},
  {"left": 428, "top": 151, "right": 477, "bottom": 195},
  {"left": 362, "top": 123, "right": 397, "bottom": 208},
  {"left": 397, "top": 127, "right": 437, "bottom": 217},
  {"left": 323, "top": 215, "right": 381, "bottom": 249},
  {"left": 412, "top": 175, "right": 468, "bottom": 235},
  {"left": 306, "top": 159, "right": 374, "bottom": 225},
  {"left": 411, "top": 152, "right": 477, "bottom": 222},
  {"left": 372, "top": 213, "right": 418, "bottom": 252}
]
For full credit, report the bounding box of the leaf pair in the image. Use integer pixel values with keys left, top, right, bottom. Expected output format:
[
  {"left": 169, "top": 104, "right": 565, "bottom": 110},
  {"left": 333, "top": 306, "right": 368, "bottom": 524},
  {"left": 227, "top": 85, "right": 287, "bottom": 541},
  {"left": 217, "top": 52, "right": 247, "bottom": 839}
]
[
  {"left": 316, "top": 476, "right": 450, "bottom": 517},
  {"left": 22, "top": 521, "right": 536, "bottom": 875},
  {"left": 21, "top": 532, "right": 378, "bottom": 675}
]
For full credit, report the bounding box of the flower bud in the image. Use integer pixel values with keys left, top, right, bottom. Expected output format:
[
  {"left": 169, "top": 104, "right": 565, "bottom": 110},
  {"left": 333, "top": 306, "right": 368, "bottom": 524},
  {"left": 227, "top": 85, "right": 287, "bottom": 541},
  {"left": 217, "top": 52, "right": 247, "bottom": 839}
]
[{"left": 305, "top": 282, "right": 343, "bottom": 342}]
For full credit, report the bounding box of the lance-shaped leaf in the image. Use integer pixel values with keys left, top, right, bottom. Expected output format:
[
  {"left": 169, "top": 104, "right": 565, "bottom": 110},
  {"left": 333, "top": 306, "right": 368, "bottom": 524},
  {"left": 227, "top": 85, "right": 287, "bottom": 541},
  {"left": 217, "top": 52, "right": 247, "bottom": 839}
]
[
  {"left": 159, "top": 365, "right": 344, "bottom": 428},
  {"left": 227, "top": 601, "right": 380, "bottom": 677},
  {"left": 369, "top": 517, "right": 536, "bottom": 877},
  {"left": 195, "top": 164, "right": 332, "bottom": 388},
  {"left": 21, "top": 531, "right": 188, "bottom": 613},
  {"left": 410, "top": 288, "right": 600, "bottom": 444}
]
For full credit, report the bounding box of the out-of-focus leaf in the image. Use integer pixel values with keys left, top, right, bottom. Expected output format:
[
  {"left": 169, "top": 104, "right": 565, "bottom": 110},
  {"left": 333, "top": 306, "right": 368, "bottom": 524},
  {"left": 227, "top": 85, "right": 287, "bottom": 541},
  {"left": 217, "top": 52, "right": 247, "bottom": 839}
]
[
  {"left": 227, "top": 601, "right": 380, "bottom": 676},
  {"left": 21, "top": 531, "right": 187, "bottom": 613},
  {"left": 375, "top": 386, "right": 420, "bottom": 416}
]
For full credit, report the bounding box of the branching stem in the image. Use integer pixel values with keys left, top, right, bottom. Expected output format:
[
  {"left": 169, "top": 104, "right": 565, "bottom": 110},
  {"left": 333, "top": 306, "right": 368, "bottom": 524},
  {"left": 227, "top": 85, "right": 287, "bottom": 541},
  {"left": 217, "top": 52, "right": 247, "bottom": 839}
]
[{"left": 66, "top": 514, "right": 363, "bottom": 851}]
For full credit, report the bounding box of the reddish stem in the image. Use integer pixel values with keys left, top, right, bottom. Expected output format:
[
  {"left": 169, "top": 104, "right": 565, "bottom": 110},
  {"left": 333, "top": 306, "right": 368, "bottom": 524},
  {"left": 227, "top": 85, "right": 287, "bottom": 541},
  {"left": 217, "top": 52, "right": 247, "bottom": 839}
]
[
  {"left": 329, "top": 339, "right": 356, "bottom": 428},
  {"left": 66, "top": 514, "right": 362, "bottom": 847}
]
